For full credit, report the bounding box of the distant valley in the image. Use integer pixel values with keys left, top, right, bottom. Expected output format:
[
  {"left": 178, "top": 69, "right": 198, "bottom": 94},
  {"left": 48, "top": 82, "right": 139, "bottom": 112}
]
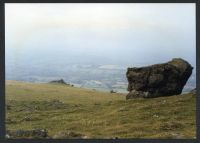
[{"left": 6, "top": 63, "right": 196, "bottom": 93}]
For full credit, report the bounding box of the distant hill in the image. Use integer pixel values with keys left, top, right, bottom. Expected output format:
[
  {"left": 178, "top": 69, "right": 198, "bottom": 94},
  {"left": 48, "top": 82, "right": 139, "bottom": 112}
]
[{"left": 6, "top": 80, "right": 196, "bottom": 139}]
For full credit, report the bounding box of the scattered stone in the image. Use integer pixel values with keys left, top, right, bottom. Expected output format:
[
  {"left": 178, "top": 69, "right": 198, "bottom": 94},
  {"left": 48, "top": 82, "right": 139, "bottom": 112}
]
[
  {"left": 82, "top": 135, "right": 88, "bottom": 139},
  {"left": 21, "top": 116, "right": 40, "bottom": 122},
  {"left": 160, "top": 122, "right": 184, "bottom": 131},
  {"left": 5, "top": 134, "right": 10, "bottom": 139},
  {"left": 53, "top": 130, "right": 85, "bottom": 139},
  {"left": 190, "top": 88, "right": 196, "bottom": 96},
  {"left": 168, "top": 132, "right": 185, "bottom": 139},
  {"left": 23, "top": 116, "right": 32, "bottom": 121},
  {"left": 126, "top": 58, "right": 193, "bottom": 99},
  {"left": 162, "top": 100, "right": 166, "bottom": 104},
  {"left": 6, "top": 129, "right": 49, "bottom": 139},
  {"left": 153, "top": 114, "right": 159, "bottom": 118},
  {"left": 118, "top": 107, "right": 127, "bottom": 112}
]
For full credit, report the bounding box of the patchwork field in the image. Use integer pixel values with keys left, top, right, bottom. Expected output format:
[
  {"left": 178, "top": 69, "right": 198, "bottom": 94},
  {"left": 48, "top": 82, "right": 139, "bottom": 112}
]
[{"left": 6, "top": 80, "right": 196, "bottom": 139}]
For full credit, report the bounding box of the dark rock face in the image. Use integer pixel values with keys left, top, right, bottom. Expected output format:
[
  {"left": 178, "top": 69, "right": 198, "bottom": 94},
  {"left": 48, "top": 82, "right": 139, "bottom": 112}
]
[{"left": 126, "top": 58, "right": 193, "bottom": 99}]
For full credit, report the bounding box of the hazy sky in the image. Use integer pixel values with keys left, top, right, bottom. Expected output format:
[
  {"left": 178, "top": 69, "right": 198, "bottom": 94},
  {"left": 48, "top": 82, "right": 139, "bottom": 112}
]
[{"left": 5, "top": 3, "right": 196, "bottom": 67}]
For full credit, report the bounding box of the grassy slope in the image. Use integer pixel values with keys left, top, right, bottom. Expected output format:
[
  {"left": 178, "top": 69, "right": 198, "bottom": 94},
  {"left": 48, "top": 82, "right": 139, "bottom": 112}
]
[{"left": 6, "top": 80, "right": 196, "bottom": 139}]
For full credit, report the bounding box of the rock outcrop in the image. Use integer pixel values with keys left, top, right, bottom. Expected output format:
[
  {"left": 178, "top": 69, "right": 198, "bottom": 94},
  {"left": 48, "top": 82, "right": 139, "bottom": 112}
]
[
  {"left": 49, "top": 79, "right": 67, "bottom": 84},
  {"left": 126, "top": 58, "right": 193, "bottom": 99}
]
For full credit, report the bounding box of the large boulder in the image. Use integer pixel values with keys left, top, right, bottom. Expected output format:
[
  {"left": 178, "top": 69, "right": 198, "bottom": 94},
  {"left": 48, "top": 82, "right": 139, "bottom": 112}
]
[{"left": 126, "top": 58, "right": 193, "bottom": 99}]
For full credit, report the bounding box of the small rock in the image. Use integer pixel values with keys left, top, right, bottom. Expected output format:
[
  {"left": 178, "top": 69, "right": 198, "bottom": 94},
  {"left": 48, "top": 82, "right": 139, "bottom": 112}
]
[
  {"left": 5, "top": 134, "right": 10, "bottom": 139},
  {"left": 82, "top": 135, "right": 88, "bottom": 139},
  {"left": 153, "top": 114, "right": 159, "bottom": 118},
  {"left": 53, "top": 130, "right": 84, "bottom": 139},
  {"left": 190, "top": 88, "right": 196, "bottom": 95},
  {"left": 162, "top": 100, "right": 166, "bottom": 104}
]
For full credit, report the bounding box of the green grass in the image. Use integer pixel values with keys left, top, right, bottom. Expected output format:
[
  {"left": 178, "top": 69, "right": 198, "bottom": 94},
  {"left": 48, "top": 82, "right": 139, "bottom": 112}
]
[{"left": 6, "top": 80, "right": 196, "bottom": 139}]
